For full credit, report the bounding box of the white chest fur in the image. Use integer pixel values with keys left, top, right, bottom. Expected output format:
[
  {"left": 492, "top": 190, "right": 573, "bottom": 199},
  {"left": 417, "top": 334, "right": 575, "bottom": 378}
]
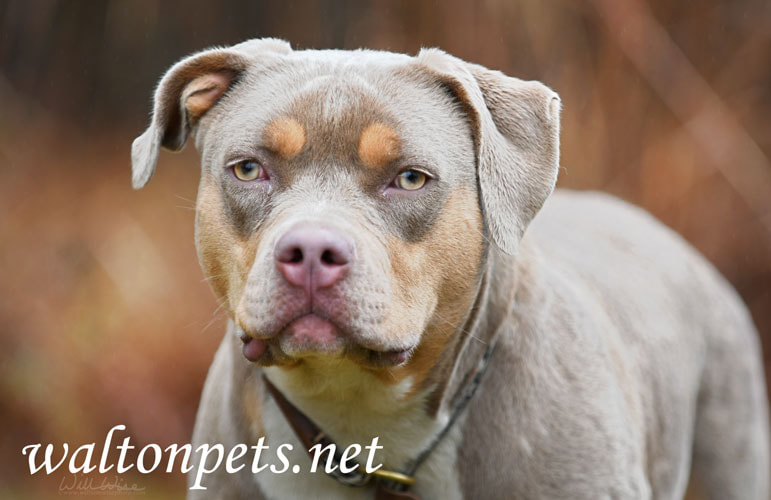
[{"left": 254, "top": 362, "right": 465, "bottom": 499}]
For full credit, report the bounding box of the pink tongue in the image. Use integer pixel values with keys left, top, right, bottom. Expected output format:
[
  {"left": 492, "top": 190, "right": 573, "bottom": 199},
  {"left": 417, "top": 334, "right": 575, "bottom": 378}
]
[{"left": 242, "top": 338, "right": 267, "bottom": 362}]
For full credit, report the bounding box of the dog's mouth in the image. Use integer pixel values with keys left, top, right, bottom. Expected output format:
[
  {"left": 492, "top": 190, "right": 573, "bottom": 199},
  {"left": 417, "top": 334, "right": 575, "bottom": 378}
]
[{"left": 238, "top": 314, "right": 412, "bottom": 368}]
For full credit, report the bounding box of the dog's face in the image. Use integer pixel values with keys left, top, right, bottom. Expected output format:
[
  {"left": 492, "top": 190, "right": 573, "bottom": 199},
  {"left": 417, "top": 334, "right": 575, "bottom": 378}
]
[
  {"left": 194, "top": 53, "right": 483, "bottom": 371},
  {"left": 132, "top": 39, "right": 560, "bottom": 384}
]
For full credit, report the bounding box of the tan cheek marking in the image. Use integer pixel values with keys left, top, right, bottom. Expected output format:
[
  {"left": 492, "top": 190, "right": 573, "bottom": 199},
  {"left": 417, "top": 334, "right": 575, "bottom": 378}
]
[
  {"left": 376, "top": 188, "right": 485, "bottom": 392},
  {"left": 196, "top": 177, "right": 258, "bottom": 315},
  {"left": 262, "top": 117, "right": 306, "bottom": 159},
  {"left": 358, "top": 122, "right": 401, "bottom": 168}
]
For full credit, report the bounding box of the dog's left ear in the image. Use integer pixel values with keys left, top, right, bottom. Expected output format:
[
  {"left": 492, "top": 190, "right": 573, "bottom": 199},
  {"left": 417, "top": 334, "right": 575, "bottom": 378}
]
[
  {"left": 131, "top": 38, "right": 291, "bottom": 189},
  {"left": 415, "top": 49, "right": 561, "bottom": 255}
]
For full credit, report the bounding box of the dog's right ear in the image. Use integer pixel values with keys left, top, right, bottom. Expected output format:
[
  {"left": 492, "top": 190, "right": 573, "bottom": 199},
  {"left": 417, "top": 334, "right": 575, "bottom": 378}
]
[{"left": 131, "top": 38, "right": 291, "bottom": 189}]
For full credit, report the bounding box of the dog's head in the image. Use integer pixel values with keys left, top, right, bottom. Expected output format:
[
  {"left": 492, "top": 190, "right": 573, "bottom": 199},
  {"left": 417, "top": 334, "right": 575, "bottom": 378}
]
[{"left": 132, "top": 39, "right": 559, "bottom": 383}]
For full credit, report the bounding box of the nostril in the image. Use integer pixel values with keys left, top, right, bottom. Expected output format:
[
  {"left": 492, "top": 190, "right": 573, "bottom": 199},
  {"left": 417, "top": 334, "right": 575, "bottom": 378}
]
[
  {"left": 288, "top": 247, "right": 303, "bottom": 264},
  {"left": 276, "top": 245, "right": 304, "bottom": 264},
  {"left": 321, "top": 246, "right": 350, "bottom": 266},
  {"left": 321, "top": 249, "right": 338, "bottom": 266}
]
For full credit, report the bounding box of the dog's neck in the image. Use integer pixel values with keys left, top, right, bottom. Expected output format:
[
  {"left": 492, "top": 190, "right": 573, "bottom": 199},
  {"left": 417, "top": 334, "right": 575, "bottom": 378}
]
[
  {"left": 256, "top": 247, "right": 515, "bottom": 468},
  {"left": 420, "top": 246, "right": 516, "bottom": 416},
  {"left": 262, "top": 357, "right": 438, "bottom": 468}
]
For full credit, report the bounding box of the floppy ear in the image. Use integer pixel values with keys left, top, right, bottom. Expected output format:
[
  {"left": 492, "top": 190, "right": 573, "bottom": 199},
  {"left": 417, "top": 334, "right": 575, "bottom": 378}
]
[
  {"left": 131, "top": 38, "right": 292, "bottom": 189},
  {"left": 415, "top": 49, "right": 561, "bottom": 255}
]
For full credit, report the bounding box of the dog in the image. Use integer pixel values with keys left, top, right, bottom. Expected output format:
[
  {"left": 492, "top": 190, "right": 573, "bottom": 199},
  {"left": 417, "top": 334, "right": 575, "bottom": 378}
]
[{"left": 131, "top": 38, "right": 770, "bottom": 499}]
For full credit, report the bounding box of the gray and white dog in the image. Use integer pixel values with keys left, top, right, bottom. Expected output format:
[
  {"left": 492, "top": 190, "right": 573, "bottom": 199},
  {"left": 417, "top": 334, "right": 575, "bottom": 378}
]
[{"left": 132, "top": 39, "right": 770, "bottom": 499}]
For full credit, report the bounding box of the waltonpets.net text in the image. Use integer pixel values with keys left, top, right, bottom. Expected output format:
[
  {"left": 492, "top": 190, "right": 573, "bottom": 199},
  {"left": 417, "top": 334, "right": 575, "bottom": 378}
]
[{"left": 22, "top": 424, "right": 384, "bottom": 489}]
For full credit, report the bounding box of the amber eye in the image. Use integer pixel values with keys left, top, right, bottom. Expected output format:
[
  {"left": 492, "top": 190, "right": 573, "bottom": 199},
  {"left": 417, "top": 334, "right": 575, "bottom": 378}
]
[
  {"left": 395, "top": 170, "right": 427, "bottom": 191},
  {"left": 232, "top": 160, "right": 264, "bottom": 181}
]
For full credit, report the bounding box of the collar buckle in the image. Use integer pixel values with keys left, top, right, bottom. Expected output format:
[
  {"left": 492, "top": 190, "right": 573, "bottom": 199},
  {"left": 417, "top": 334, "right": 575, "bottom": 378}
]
[{"left": 369, "top": 468, "right": 416, "bottom": 486}]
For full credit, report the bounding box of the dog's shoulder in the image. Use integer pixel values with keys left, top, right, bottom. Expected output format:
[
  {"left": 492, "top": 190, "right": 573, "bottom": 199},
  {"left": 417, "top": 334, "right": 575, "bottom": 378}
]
[{"left": 525, "top": 189, "right": 739, "bottom": 310}]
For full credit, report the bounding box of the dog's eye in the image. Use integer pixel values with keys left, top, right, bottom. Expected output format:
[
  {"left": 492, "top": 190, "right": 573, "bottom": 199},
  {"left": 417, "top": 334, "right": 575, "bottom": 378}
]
[
  {"left": 395, "top": 170, "right": 427, "bottom": 191},
  {"left": 232, "top": 160, "right": 265, "bottom": 182}
]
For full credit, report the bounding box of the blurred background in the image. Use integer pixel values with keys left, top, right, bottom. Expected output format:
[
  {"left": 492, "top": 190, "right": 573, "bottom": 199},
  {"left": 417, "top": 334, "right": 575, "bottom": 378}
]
[{"left": 1, "top": 0, "right": 770, "bottom": 498}]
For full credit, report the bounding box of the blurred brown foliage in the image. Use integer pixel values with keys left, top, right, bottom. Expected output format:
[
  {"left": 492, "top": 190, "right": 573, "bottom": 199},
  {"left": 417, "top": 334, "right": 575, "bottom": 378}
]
[{"left": 1, "top": 0, "right": 770, "bottom": 497}]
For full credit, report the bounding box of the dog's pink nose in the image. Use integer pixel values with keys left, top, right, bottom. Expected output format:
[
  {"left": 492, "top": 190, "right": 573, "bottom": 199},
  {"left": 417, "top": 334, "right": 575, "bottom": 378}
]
[{"left": 275, "top": 223, "right": 352, "bottom": 291}]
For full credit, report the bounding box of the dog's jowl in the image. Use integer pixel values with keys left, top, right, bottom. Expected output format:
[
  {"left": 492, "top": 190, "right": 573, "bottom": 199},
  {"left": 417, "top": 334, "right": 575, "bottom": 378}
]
[{"left": 132, "top": 39, "right": 770, "bottom": 499}]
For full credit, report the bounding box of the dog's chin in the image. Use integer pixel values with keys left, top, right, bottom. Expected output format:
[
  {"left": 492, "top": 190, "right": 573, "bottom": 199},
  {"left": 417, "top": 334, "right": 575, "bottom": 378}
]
[{"left": 239, "top": 314, "right": 414, "bottom": 369}]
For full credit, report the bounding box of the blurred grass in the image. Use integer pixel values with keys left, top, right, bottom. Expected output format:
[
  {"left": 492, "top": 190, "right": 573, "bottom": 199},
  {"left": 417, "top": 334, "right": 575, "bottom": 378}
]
[{"left": 1, "top": 0, "right": 770, "bottom": 497}]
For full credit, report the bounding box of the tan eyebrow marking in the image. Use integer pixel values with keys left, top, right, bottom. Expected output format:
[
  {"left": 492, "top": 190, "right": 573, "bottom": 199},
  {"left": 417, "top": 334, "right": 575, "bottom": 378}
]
[
  {"left": 358, "top": 122, "right": 401, "bottom": 169},
  {"left": 262, "top": 117, "right": 306, "bottom": 159}
]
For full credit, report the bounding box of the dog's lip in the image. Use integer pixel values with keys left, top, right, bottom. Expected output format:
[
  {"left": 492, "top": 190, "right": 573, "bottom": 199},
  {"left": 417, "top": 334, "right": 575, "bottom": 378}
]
[
  {"left": 284, "top": 313, "right": 341, "bottom": 349},
  {"left": 239, "top": 312, "right": 344, "bottom": 361},
  {"left": 241, "top": 336, "right": 268, "bottom": 362},
  {"left": 364, "top": 347, "right": 412, "bottom": 367},
  {"left": 238, "top": 313, "right": 415, "bottom": 367}
]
